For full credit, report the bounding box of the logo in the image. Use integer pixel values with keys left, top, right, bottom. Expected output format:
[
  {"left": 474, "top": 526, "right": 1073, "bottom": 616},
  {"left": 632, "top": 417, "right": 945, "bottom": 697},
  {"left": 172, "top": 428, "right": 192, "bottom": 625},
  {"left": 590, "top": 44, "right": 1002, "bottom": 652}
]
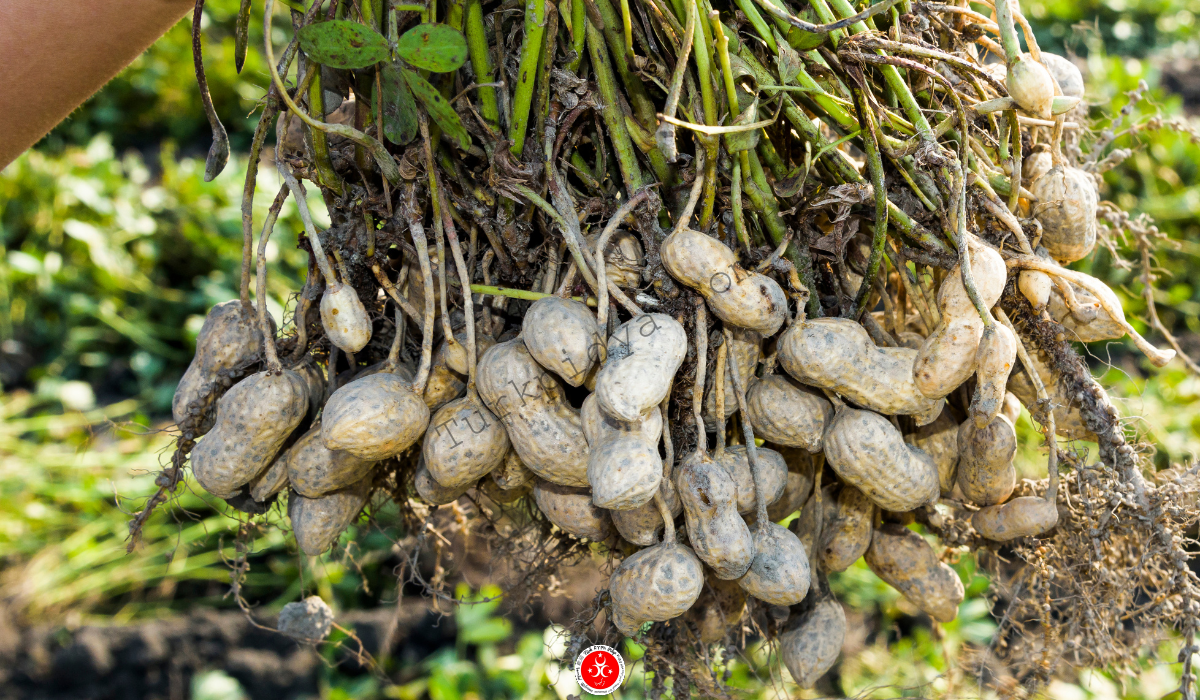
[{"left": 574, "top": 644, "right": 625, "bottom": 695}]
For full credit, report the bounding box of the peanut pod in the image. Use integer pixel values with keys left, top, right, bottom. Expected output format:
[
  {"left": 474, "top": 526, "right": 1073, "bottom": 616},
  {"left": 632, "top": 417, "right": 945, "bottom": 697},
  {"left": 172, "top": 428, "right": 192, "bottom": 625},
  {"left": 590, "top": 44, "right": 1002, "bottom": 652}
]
[
  {"left": 823, "top": 408, "right": 940, "bottom": 512},
  {"left": 956, "top": 415, "right": 1017, "bottom": 507},
  {"left": 745, "top": 374, "right": 833, "bottom": 453},
  {"left": 173, "top": 300, "right": 271, "bottom": 435},
  {"left": 864, "top": 523, "right": 964, "bottom": 623},
  {"left": 532, "top": 480, "right": 613, "bottom": 541},
  {"left": 322, "top": 371, "right": 430, "bottom": 461},
  {"left": 737, "top": 522, "right": 811, "bottom": 606},
  {"left": 608, "top": 542, "right": 705, "bottom": 636},
  {"left": 676, "top": 451, "right": 755, "bottom": 580},
  {"left": 595, "top": 313, "right": 687, "bottom": 421},
  {"left": 818, "top": 485, "right": 875, "bottom": 573},
  {"left": 423, "top": 395, "right": 510, "bottom": 489},
  {"left": 288, "top": 475, "right": 372, "bottom": 556}
]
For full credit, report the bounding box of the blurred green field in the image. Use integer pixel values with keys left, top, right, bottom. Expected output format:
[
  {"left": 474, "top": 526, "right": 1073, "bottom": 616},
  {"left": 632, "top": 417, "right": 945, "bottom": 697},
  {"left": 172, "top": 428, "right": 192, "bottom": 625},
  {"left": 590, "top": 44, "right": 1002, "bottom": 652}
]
[{"left": 3, "top": 0, "right": 1200, "bottom": 697}]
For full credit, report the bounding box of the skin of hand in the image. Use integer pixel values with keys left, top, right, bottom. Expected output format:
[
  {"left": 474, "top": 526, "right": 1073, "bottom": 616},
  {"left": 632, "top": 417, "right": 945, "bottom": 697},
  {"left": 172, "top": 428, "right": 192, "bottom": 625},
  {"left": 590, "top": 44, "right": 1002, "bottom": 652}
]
[{"left": 0, "top": 0, "right": 195, "bottom": 170}]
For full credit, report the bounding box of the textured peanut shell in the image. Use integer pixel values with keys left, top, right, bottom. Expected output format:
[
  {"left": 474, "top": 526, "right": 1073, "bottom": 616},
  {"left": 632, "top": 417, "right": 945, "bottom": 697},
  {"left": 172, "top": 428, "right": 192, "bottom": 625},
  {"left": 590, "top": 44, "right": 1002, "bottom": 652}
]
[
  {"left": 818, "top": 485, "right": 875, "bottom": 573},
  {"left": 249, "top": 454, "right": 290, "bottom": 502},
  {"left": 779, "top": 318, "right": 944, "bottom": 423},
  {"left": 766, "top": 468, "right": 813, "bottom": 523},
  {"left": 288, "top": 476, "right": 372, "bottom": 556},
  {"left": 477, "top": 473, "right": 531, "bottom": 504},
  {"left": 1019, "top": 269, "right": 1053, "bottom": 310},
  {"left": 286, "top": 423, "right": 376, "bottom": 498},
  {"left": 970, "top": 323, "right": 1018, "bottom": 428},
  {"left": 1032, "top": 165, "right": 1098, "bottom": 263},
  {"left": 608, "top": 542, "right": 704, "bottom": 636},
  {"left": 173, "top": 300, "right": 269, "bottom": 434},
  {"left": 414, "top": 459, "right": 473, "bottom": 505},
  {"left": 973, "top": 496, "right": 1059, "bottom": 540},
  {"left": 587, "top": 229, "right": 644, "bottom": 289},
  {"left": 823, "top": 408, "right": 940, "bottom": 512},
  {"left": 423, "top": 341, "right": 468, "bottom": 411},
  {"left": 676, "top": 451, "right": 755, "bottom": 579},
  {"left": 715, "top": 445, "right": 788, "bottom": 515},
  {"left": 581, "top": 393, "right": 662, "bottom": 447},
  {"left": 588, "top": 432, "right": 663, "bottom": 511},
  {"left": 1002, "top": 391, "right": 1022, "bottom": 425},
  {"left": 1047, "top": 282, "right": 1125, "bottom": 342},
  {"left": 913, "top": 239, "right": 1007, "bottom": 399},
  {"left": 595, "top": 314, "right": 687, "bottom": 421},
  {"left": 522, "top": 296, "right": 604, "bottom": 387},
  {"left": 703, "top": 329, "right": 762, "bottom": 429},
  {"left": 956, "top": 415, "right": 1017, "bottom": 506},
  {"left": 745, "top": 375, "right": 832, "bottom": 452},
  {"left": 322, "top": 372, "right": 430, "bottom": 461},
  {"left": 866, "top": 524, "right": 964, "bottom": 622},
  {"left": 423, "top": 395, "right": 509, "bottom": 489},
  {"left": 533, "top": 480, "right": 612, "bottom": 540},
  {"left": 737, "top": 522, "right": 811, "bottom": 606},
  {"left": 294, "top": 359, "right": 328, "bottom": 423},
  {"left": 1041, "top": 52, "right": 1084, "bottom": 98},
  {"left": 477, "top": 339, "right": 590, "bottom": 486},
  {"left": 1023, "top": 150, "right": 1055, "bottom": 188},
  {"left": 792, "top": 484, "right": 834, "bottom": 571},
  {"left": 904, "top": 408, "right": 960, "bottom": 496},
  {"left": 192, "top": 370, "right": 310, "bottom": 498},
  {"left": 492, "top": 449, "right": 534, "bottom": 490},
  {"left": 320, "top": 284, "right": 372, "bottom": 354},
  {"left": 780, "top": 596, "right": 845, "bottom": 688},
  {"left": 612, "top": 478, "right": 682, "bottom": 546},
  {"left": 661, "top": 229, "right": 788, "bottom": 336},
  {"left": 1007, "top": 350, "right": 1098, "bottom": 441},
  {"left": 683, "top": 570, "right": 747, "bottom": 644},
  {"left": 1008, "top": 55, "right": 1055, "bottom": 118}
]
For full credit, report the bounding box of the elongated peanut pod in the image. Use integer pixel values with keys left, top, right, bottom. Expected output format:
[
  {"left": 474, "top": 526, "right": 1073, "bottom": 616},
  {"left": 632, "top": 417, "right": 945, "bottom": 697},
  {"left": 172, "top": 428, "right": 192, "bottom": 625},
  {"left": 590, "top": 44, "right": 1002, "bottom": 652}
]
[
  {"left": 608, "top": 542, "right": 704, "bottom": 636},
  {"left": 970, "top": 323, "right": 1018, "bottom": 428},
  {"left": 676, "top": 450, "right": 755, "bottom": 580},
  {"left": 288, "top": 476, "right": 372, "bottom": 556},
  {"left": 823, "top": 407, "right": 940, "bottom": 512},
  {"left": 818, "top": 485, "right": 875, "bottom": 573},
  {"left": 595, "top": 313, "right": 687, "bottom": 421},
  {"left": 904, "top": 408, "right": 960, "bottom": 496},
  {"left": 973, "top": 496, "right": 1059, "bottom": 540},
  {"left": 865, "top": 523, "right": 964, "bottom": 623},
  {"left": 522, "top": 296, "right": 605, "bottom": 386},
  {"left": 957, "top": 415, "right": 1017, "bottom": 506},
  {"left": 780, "top": 595, "right": 845, "bottom": 688},
  {"left": 533, "top": 480, "right": 612, "bottom": 541},
  {"left": 737, "top": 522, "right": 811, "bottom": 605}
]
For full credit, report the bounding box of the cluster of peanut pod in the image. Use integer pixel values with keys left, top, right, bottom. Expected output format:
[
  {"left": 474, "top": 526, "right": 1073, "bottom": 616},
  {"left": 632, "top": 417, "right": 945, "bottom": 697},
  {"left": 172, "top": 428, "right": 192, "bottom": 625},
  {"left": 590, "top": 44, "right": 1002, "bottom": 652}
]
[{"left": 159, "top": 0, "right": 1186, "bottom": 688}]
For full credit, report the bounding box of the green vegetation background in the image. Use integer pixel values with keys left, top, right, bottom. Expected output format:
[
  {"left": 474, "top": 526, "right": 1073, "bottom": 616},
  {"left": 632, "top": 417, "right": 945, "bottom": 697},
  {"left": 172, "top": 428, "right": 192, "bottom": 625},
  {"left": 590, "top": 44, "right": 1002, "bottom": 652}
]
[{"left": 1, "top": 0, "right": 1199, "bottom": 697}]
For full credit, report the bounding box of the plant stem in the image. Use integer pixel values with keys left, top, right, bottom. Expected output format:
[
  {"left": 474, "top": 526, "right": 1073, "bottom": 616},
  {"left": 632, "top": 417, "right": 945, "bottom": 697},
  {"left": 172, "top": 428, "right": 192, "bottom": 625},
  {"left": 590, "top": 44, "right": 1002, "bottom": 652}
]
[
  {"left": 509, "top": 0, "right": 547, "bottom": 156},
  {"left": 586, "top": 18, "right": 648, "bottom": 192},
  {"left": 851, "top": 85, "right": 889, "bottom": 320},
  {"left": 465, "top": 0, "right": 500, "bottom": 130},
  {"left": 308, "top": 68, "right": 344, "bottom": 195},
  {"left": 688, "top": 0, "right": 719, "bottom": 227}
]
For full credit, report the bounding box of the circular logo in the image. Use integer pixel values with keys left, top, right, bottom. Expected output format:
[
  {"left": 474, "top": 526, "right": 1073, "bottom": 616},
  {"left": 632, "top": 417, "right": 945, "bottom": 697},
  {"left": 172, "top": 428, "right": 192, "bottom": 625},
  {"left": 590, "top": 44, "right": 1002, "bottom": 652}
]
[{"left": 574, "top": 644, "right": 626, "bottom": 695}]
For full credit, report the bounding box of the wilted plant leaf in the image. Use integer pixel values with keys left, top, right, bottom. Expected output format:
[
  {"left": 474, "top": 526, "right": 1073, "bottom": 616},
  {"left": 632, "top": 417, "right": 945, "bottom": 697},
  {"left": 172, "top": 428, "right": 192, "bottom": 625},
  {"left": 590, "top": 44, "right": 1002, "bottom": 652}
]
[
  {"left": 381, "top": 62, "right": 419, "bottom": 145},
  {"left": 396, "top": 24, "right": 468, "bottom": 73},
  {"left": 402, "top": 70, "right": 471, "bottom": 151},
  {"left": 297, "top": 20, "right": 390, "bottom": 70}
]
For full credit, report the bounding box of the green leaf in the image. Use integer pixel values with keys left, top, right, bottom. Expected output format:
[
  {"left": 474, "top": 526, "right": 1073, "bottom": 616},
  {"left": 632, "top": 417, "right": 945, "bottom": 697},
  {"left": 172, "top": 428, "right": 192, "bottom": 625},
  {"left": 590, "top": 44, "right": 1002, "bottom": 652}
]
[
  {"left": 396, "top": 24, "right": 468, "bottom": 73},
  {"left": 724, "top": 98, "right": 762, "bottom": 153},
  {"left": 297, "top": 20, "right": 390, "bottom": 70},
  {"left": 460, "top": 617, "right": 513, "bottom": 644},
  {"left": 774, "top": 29, "right": 802, "bottom": 84},
  {"left": 381, "top": 63, "right": 419, "bottom": 145},
  {"left": 402, "top": 70, "right": 472, "bottom": 151}
]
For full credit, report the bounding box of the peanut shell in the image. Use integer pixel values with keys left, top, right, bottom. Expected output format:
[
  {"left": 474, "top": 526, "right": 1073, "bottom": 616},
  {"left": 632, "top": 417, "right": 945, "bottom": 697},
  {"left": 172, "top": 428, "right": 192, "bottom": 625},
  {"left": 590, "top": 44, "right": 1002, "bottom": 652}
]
[
  {"left": 970, "top": 323, "right": 1017, "bottom": 428},
  {"left": 904, "top": 408, "right": 960, "bottom": 496},
  {"left": 715, "top": 445, "right": 788, "bottom": 515},
  {"left": 956, "top": 415, "right": 1017, "bottom": 506},
  {"left": 737, "top": 522, "right": 811, "bottom": 605},
  {"left": 1031, "top": 165, "right": 1098, "bottom": 263},
  {"left": 423, "top": 395, "right": 509, "bottom": 489},
  {"left": 745, "top": 374, "right": 832, "bottom": 452},
  {"left": 595, "top": 314, "right": 687, "bottom": 421},
  {"left": 973, "top": 496, "right": 1059, "bottom": 540},
  {"left": 415, "top": 459, "right": 473, "bottom": 505},
  {"left": 703, "top": 329, "right": 762, "bottom": 429},
  {"left": 491, "top": 449, "right": 534, "bottom": 490},
  {"left": 676, "top": 451, "right": 755, "bottom": 579},
  {"left": 173, "top": 300, "right": 271, "bottom": 435},
  {"left": 612, "top": 478, "right": 682, "bottom": 546},
  {"left": 532, "top": 480, "right": 612, "bottom": 540},
  {"left": 823, "top": 407, "right": 940, "bottom": 512},
  {"left": 683, "top": 570, "right": 747, "bottom": 643},
  {"left": 608, "top": 542, "right": 705, "bottom": 636},
  {"left": 865, "top": 523, "right": 964, "bottom": 623},
  {"left": 287, "top": 423, "right": 376, "bottom": 498},
  {"left": 288, "top": 476, "right": 371, "bottom": 555},
  {"left": 818, "top": 485, "right": 875, "bottom": 573},
  {"left": 522, "top": 296, "right": 604, "bottom": 387},
  {"left": 780, "top": 596, "right": 845, "bottom": 688},
  {"left": 320, "top": 283, "right": 372, "bottom": 354},
  {"left": 322, "top": 372, "right": 430, "bottom": 461}
]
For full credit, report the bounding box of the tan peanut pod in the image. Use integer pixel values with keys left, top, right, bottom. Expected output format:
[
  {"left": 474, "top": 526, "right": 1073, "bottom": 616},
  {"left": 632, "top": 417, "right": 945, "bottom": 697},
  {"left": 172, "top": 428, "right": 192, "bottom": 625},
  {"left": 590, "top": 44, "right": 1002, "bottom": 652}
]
[
  {"left": 320, "top": 283, "right": 372, "bottom": 354},
  {"left": 676, "top": 451, "right": 755, "bottom": 579},
  {"left": 522, "top": 296, "right": 605, "bottom": 387},
  {"left": 818, "top": 485, "right": 875, "bottom": 573},
  {"left": 581, "top": 393, "right": 663, "bottom": 446},
  {"left": 587, "top": 229, "right": 644, "bottom": 288},
  {"left": 1041, "top": 52, "right": 1084, "bottom": 98},
  {"left": 683, "top": 570, "right": 747, "bottom": 644},
  {"left": 715, "top": 445, "right": 788, "bottom": 515},
  {"left": 477, "top": 339, "right": 590, "bottom": 486},
  {"left": 780, "top": 595, "right": 845, "bottom": 688},
  {"left": 973, "top": 496, "right": 1059, "bottom": 540},
  {"left": 864, "top": 523, "right": 964, "bottom": 623},
  {"left": 192, "top": 370, "right": 310, "bottom": 498},
  {"left": 1047, "top": 281, "right": 1126, "bottom": 342},
  {"left": 321, "top": 372, "right": 430, "bottom": 461},
  {"left": 491, "top": 448, "right": 534, "bottom": 490},
  {"left": 1031, "top": 165, "right": 1099, "bottom": 263},
  {"left": 173, "top": 300, "right": 271, "bottom": 435},
  {"left": 1007, "top": 351, "right": 1097, "bottom": 441},
  {"left": 661, "top": 228, "right": 788, "bottom": 336},
  {"left": 423, "top": 395, "right": 509, "bottom": 489},
  {"left": 744, "top": 374, "right": 832, "bottom": 452},
  {"left": 286, "top": 423, "right": 376, "bottom": 498},
  {"left": 956, "top": 415, "right": 1017, "bottom": 506},
  {"left": 532, "top": 480, "right": 612, "bottom": 540},
  {"left": 1007, "top": 54, "right": 1055, "bottom": 118},
  {"left": 703, "top": 329, "right": 762, "bottom": 429},
  {"left": 423, "top": 340, "right": 467, "bottom": 411},
  {"left": 414, "top": 459, "right": 473, "bottom": 505},
  {"left": 1019, "top": 270, "right": 1053, "bottom": 311},
  {"left": 737, "top": 522, "right": 811, "bottom": 605},
  {"left": 904, "top": 408, "right": 960, "bottom": 496},
  {"left": 896, "top": 331, "right": 925, "bottom": 350},
  {"left": 288, "top": 476, "right": 372, "bottom": 556},
  {"left": 477, "top": 472, "right": 532, "bottom": 504},
  {"left": 823, "top": 408, "right": 940, "bottom": 512},
  {"left": 1001, "top": 391, "right": 1022, "bottom": 426},
  {"left": 779, "top": 317, "right": 944, "bottom": 424},
  {"left": 249, "top": 453, "right": 290, "bottom": 502},
  {"left": 1023, "top": 150, "right": 1054, "bottom": 187},
  {"left": 765, "top": 467, "right": 814, "bottom": 523},
  {"left": 595, "top": 314, "right": 687, "bottom": 421},
  {"left": 970, "top": 323, "right": 1018, "bottom": 428},
  {"left": 913, "top": 238, "right": 1007, "bottom": 400},
  {"left": 293, "top": 359, "right": 328, "bottom": 424},
  {"left": 608, "top": 542, "right": 705, "bottom": 636},
  {"left": 792, "top": 483, "right": 836, "bottom": 565},
  {"left": 612, "top": 479, "right": 682, "bottom": 546},
  {"left": 588, "top": 432, "right": 662, "bottom": 511}
]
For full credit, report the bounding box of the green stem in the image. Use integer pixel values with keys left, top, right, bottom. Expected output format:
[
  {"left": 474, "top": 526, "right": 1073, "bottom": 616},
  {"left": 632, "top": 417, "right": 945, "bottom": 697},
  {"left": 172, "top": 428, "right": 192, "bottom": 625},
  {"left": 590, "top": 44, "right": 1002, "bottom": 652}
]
[
  {"left": 586, "top": 18, "right": 647, "bottom": 192},
  {"left": 994, "top": 0, "right": 1022, "bottom": 64},
  {"left": 509, "top": 0, "right": 547, "bottom": 156},
  {"left": 619, "top": 0, "right": 635, "bottom": 60},
  {"left": 689, "top": 0, "right": 719, "bottom": 227},
  {"left": 471, "top": 284, "right": 598, "bottom": 306},
  {"left": 465, "top": 0, "right": 499, "bottom": 130},
  {"left": 851, "top": 86, "right": 888, "bottom": 319},
  {"left": 733, "top": 0, "right": 777, "bottom": 52},
  {"left": 568, "top": 0, "right": 587, "bottom": 70},
  {"left": 730, "top": 161, "right": 751, "bottom": 254},
  {"left": 307, "top": 67, "right": 343, "bottom": 194}
]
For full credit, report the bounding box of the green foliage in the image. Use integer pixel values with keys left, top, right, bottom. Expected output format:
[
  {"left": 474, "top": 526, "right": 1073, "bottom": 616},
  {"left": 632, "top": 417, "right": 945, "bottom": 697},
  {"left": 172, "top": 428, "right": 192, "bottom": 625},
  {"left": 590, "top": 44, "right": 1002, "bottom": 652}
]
[
  {"left": 382, "top": 61, "right": 421, "bottom": 144},
  {"left": 298, "top": 20, "right": 392, "bottom": 69},
  {"left": 402, "top": 69, "right": 471, "bottom": 150},
  {"left": 396, "top": 24, "right": 469, "bottom": 73}
]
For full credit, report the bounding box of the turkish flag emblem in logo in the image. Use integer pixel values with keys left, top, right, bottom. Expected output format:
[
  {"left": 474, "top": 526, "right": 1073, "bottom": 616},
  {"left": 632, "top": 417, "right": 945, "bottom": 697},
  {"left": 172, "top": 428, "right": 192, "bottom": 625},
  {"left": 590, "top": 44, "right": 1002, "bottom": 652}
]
[{"left": 574, "top": 644, "right": 626, "bottom": 695}]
